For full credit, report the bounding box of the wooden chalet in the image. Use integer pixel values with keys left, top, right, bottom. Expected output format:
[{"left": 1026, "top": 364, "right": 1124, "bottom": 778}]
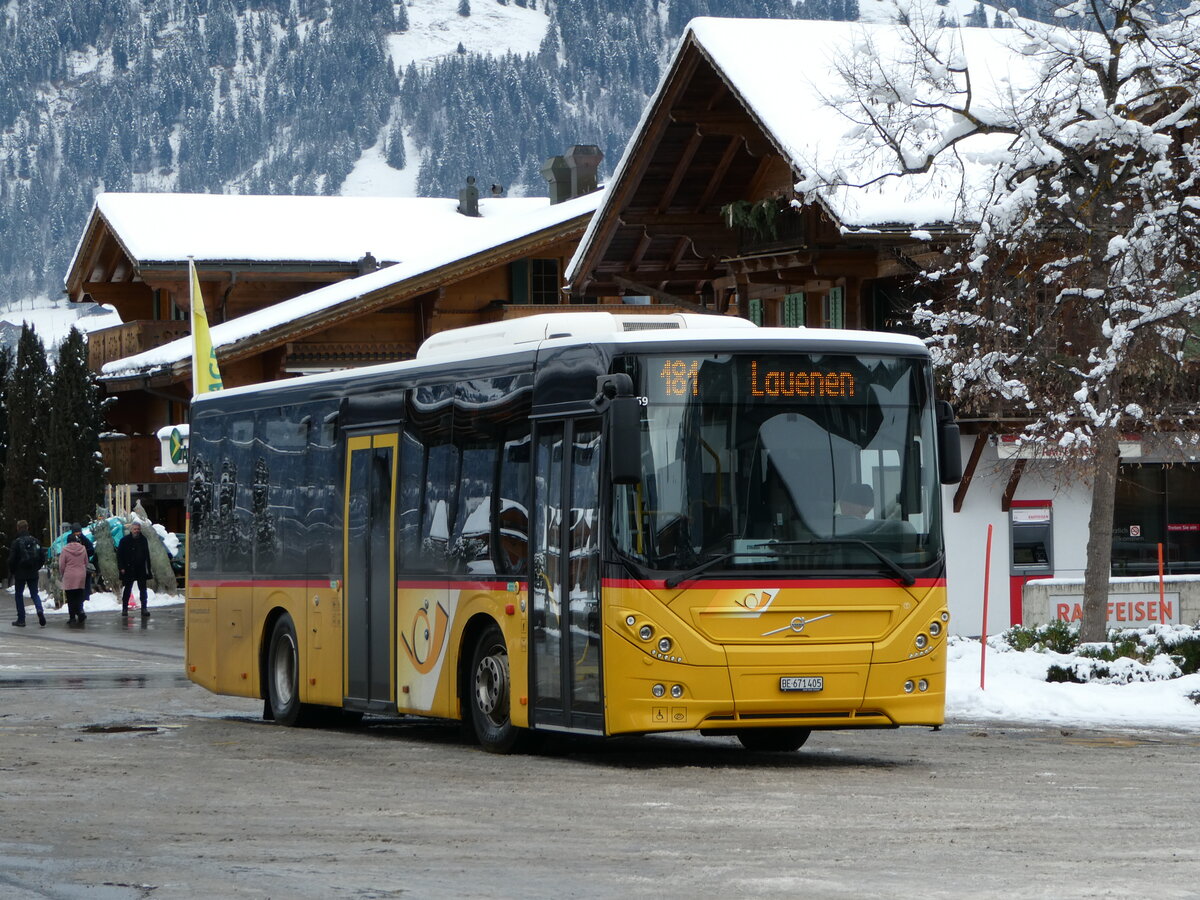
[
  {"left": 565, "top": 20, "right": 951, "bottom": 331},
  {"left": 66, "top": 158, "right": 619, "bottom": 527}
]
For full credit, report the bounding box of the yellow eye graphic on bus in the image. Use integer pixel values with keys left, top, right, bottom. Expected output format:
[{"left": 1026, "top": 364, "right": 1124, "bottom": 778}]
[{"left": 401, "top": 598, "right": 449, "bottom": 674}]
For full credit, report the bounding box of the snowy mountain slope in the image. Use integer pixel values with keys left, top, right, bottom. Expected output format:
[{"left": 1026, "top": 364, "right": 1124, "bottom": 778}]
[{"left": 387, "top": 0, "right": 549, "bottom": 69}]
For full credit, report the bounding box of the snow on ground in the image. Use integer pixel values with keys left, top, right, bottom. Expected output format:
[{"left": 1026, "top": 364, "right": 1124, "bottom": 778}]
[
  {"left": 341, "top": 132, "right": 419, "bottom": 198},
  {"left": 947, "top": 634, "right": 1200, "bottom": 732},
  {"left": 1, "top": 298, "right": 122, "bottom": 346},
  {"left": 386, "top": 0, "right": 548, "bottom": 71},
  {"left": 44, "top": 588, "right": 181, "bottom": 616}
]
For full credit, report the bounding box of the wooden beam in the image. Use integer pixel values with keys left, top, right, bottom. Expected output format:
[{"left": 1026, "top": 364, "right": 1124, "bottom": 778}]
[
  {"left": 694, "top": 136, "right": 742, "bottom": 213},
  {"left": 626, "top": 232, "right": 653, "bottom": 273},
  {"left": 80, "top": 282, "right": 154, "bottom": 305},
  {"left": 1001, "top": 459, "right": 1026, "bottom": 513},
  {"left": 657, "top": 130, "right": 704, "bottom": 213},
  {"left": 621, "top": 211, "right": 723, "bottom": 227},
  {"left": 953, "top": 432, "right": 988, "bottom": 514},
  {"left": 669, "top": 109, "right": 752, "bottom": 127}
]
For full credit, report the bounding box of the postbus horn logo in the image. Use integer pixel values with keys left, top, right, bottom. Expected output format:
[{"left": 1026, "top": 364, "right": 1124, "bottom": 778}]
[{"left": 733, "top": 588, "right": 779, "bottom": 616}]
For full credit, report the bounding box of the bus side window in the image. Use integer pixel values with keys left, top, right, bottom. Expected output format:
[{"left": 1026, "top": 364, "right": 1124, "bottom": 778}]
[
  {"left": 422, "top": 441, "right": 459, "bottom": 573},
  {"left": 454, "top": 442, "right": 498, "bottom": 574},
  {"left": 397, "top": 428, "right": 424, "bottom": 571},
  {"left": 496, "top": 429, "right": 531, "bottom": 576},
  {"left": 220, "top": 415, "right": 255, "bottom": 576}
]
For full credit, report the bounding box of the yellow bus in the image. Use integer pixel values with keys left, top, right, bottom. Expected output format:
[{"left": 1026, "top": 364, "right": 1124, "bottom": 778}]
[{"left": 185, "top": 312, "right": 961, "bottom": 752}]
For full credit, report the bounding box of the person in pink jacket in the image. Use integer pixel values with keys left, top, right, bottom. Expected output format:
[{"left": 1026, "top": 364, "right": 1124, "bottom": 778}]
[{"left": 59, "top": 533, "right": 89, "bottom": 626}]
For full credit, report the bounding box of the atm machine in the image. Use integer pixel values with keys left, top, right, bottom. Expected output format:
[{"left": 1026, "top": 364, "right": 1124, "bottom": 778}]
[{"left": 1009, "top": 500, "right": 1053, "bottom": 625}]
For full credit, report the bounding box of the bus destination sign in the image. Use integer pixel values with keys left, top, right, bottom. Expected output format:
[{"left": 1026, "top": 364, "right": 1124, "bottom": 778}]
[{"left": 656, "top": 358, "right": 858, "bottom": 400}]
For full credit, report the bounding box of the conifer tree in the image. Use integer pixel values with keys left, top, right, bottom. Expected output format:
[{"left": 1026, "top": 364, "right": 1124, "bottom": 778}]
[
  {"left": 458, "top": 0, "right": 471, "bottom": 17},
  {"left": 0, "top": 347, "right": 11, "bottom": 572},
  {"left": 46, "top": 327, "right": 105, "bottom": 528},
  {"left": 2, "top": 325, "right": 50, "bottom": 543}
]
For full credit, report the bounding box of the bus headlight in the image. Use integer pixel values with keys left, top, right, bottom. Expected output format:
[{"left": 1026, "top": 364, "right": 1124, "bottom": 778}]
[
  {"left": 652, "top": 683, "right": 666, "bottom": 698},
  {"left": 918, "top": 679, "right": 929, "bottom": 692},
  {"left": 658, "top": 637, "right": 672, "bottom": 654},
  {"left": 929, "top": 621, "right": 942, "bottom": 637},
  {"left": 903, "top": 680, "right": 915, "bottom": 694},
  {"left": 626, "top": 615, "right": 637, "bottom": 627},
  {"left": 915, "top": 633, "right": 928, "bottom": 650},
  {"left": 670, "top": 684, "right": 684, "bottom": 699},
  {"left": 639, "top": 625, "right": 653, "bottom": 641}
]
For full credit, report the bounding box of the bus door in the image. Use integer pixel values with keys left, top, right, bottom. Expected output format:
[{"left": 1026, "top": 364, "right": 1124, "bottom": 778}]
[
  {"left": 530, "top": 417, "right": 604, "bottom": 734},
  {"left": 344, "top": 433, "right": 398, "bottom": 712}
]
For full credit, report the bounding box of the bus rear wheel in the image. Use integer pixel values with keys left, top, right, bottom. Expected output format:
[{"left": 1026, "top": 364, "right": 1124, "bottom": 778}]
[
  {"left": 468, "top": 623, "right": 530, "bottom": 754},
  {"left": 267, "top": 614, "right": 314, "bottom": 727},
  {"left": 736, "top": 727, "right": 811, "bottom": 752}
]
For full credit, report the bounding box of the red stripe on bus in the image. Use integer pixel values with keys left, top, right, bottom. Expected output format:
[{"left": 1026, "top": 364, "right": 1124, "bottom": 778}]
[
  {"left": 187, "top": 578, "right": 521, "bottom": 591},
  {"left": 602, "top": 577, "right": 946, "bottom": 590}
]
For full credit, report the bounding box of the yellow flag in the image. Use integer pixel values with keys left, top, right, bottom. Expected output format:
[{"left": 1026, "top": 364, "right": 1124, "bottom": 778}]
[{"left": 190, "top": 258, "right": 224, "bottom": 396}]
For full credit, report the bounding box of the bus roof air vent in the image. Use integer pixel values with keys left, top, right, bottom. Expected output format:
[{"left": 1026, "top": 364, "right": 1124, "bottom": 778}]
[
  {"left": 415, "top": 312, "right": 755, "bottom": 360},
  {"left": 621, "top": 320, "right": 681, "bottom": 331}
]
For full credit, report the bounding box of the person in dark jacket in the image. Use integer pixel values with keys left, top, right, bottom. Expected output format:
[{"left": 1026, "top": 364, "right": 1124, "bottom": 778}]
[
  {"left": 8, "top": 519, "right": 46, "bottom": 627},
  {"left": 117, "top": 521, "right": 152, "bottom": 618}
]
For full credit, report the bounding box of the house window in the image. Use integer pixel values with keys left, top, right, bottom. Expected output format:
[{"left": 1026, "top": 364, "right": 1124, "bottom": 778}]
[
  {"left": 823, "top": 286, "right": 844, "bottom": 328},
  {"left": 510, "top": 258, "right": 562, "bottom": 305},
  {"left": 783, "top": 292, "right": 805, "bottom": 327},
  {"left": 530, "top": 259, "right": 560, "bottom": 304}
]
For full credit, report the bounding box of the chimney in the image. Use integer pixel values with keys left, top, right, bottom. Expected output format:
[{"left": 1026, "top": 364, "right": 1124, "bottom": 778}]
[
  {"left": 541, "top": 155, "right": 571, "bottom": 205},
  {"left": 357, "top": 251, "right": 379, "bottom": 275},
  {"left": 458, "top": 176, "right": 481, "bottom": 217},
  {"left": 566, "top": 144, "right": 602, "bottom": 198}
]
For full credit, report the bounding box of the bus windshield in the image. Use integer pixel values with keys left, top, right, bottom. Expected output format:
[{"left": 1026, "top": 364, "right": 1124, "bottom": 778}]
[{"left": 611, "top": 352, "right": 943, "bottom": 579}]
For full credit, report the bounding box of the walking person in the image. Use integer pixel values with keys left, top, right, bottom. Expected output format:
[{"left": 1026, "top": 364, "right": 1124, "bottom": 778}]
[
  {"left": 8, "top": 519, "right": 46, "bottom": 627},
  {"left": 117, "top": 521, "right": 152, "bottom": 618},
  {"left": 59, "top": 532, "right": 89, "bottom": 626},
  {"left": 70, "top": 523, "right": 95, "bottom": 608}
]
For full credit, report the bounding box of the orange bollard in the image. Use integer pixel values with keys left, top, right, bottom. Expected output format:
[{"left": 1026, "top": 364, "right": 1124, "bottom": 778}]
[{"left": 980, "top": 523, "right": 993, "bottom": 691}]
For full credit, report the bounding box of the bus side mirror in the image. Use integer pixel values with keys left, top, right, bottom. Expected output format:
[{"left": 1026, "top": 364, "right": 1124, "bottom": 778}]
[
  {"left": 937, "top": 400, "right": 962, "bottom": 485},
  {"left": 597, "top": 374, "right": 642, "bottom": 486}
]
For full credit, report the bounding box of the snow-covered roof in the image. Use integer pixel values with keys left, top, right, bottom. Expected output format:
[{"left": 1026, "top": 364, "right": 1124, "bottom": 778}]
[
  {"left": 78, "top": 192, "right": 553, "bottom": 271},
  {"left": 691, "top": 18, "right": 1039, "bottom": 227},
  {"left": 568, "top": 17, "right": 1042, "bottom": 283},
  {"left": 99, "top": 189, "right": 604, "bottom": 379}
]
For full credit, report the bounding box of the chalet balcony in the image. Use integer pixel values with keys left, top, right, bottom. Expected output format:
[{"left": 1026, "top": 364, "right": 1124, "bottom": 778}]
[
  {"left": 101, "top": 434, "right": 178, "bottom": 486},
  {"left": 88, "top": 320, "right": 190, "bottom": 371}
]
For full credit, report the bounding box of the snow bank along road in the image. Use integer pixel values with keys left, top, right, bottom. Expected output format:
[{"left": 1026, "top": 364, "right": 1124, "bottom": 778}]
[{"left": 1, "top": 609, "right": 1197, "bottom": 899}]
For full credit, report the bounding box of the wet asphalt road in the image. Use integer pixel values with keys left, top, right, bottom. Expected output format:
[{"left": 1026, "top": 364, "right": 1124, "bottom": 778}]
[
  {"left": 4, "top": 597, "right": 1200, "bottom": 898},
  {"left": 0, "top": 601, "right": 188, "bottom": 691}
]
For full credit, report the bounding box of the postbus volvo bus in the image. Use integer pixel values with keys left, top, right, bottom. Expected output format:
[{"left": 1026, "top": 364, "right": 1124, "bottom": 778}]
[{"left": 185, "top": 312, "right": 962, "bottom": 753}]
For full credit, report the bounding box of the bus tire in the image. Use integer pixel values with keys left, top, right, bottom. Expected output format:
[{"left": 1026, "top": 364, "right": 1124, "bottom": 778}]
[
  {"left": 468, "top": 623, "right": 529, "bottom": 754},
  {"left": 267, "top": 614, "right": 313, "bottom": 727},
  {"left": 736, "top": 727, "right": 811, "bottom": 752}
]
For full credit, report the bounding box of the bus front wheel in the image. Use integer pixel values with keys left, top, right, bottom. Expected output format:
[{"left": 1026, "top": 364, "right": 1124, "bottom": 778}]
[
  {"left": 267, "top": 614, "right": 313, "bottom": 727},
  {"left": 736, "top": 727, "right": 811, "bottom": 752},
  {"left": 468, "top": 623, "right": 529, "bottom": 754}
]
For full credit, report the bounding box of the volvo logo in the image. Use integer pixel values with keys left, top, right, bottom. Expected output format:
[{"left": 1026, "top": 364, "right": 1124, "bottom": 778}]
[{"left": 762, "top": 613, "right": 833, "bottom": 637}]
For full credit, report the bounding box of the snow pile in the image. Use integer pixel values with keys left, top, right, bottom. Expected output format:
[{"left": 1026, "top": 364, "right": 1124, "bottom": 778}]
[{"left": 947, "top": 629, "right": 1200, "bottom": 732}]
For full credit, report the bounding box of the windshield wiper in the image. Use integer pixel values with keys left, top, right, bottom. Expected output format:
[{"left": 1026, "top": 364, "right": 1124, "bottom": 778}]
[
  {"left": 665, "top": 549, "right": 752, "bottom": 588},
  {"left": 749, "top": 538, "right": 916, "bottom": 587}
]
